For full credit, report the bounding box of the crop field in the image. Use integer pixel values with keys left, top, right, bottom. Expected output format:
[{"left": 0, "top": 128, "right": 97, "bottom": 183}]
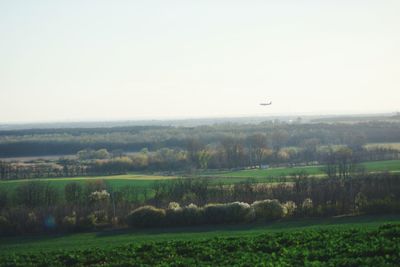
[{"left": 0, "top": 215, "right": 399, "bottom": 266}]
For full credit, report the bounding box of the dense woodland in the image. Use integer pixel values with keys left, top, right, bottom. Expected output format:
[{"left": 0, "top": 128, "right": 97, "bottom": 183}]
[
  {"left": 1, "top": 121, "right": 400, "bottom": 157},
  {"left": 0, "top": 142, "right": 399, "bottom": 180},
  {"left": 1, "top": 121, "right": 400, "bottom": 179}
]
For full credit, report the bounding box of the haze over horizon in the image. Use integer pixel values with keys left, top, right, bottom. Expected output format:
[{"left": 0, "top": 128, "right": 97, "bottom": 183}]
[{"left": 1, "top": 1, "right": 399, "bottom": 123}]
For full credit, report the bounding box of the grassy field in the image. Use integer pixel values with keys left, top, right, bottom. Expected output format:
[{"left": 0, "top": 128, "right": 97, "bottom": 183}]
[
  {"left": 0, "top": 173, "right": 177, "bottom": 191},
  {"left": 1, "top": 160, "right": 400, "bottom": 192},
  {"left": 1, "top": 214, "right": 399, "bottom": 256},
  {"left": 203, "top": 159, "right": 400, "bottom": 179}
]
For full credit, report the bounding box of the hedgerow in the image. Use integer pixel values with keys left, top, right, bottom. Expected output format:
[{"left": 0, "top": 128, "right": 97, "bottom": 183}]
[{"left": 127, "top": 199, "right": 288, "bottom": 228}]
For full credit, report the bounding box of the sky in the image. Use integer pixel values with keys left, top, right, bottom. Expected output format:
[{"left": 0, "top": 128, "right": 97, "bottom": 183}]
[{"left": 0, "top": 1, "right": 399, "bottom": 123}]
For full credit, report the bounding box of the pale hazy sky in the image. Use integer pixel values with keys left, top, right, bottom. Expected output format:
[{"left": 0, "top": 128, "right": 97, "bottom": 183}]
[{"left": 1, "top": 1, "right": 399, "bottom": 123}]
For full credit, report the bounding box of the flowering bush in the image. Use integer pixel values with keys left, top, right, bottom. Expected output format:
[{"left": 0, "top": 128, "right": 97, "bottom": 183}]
[
  {"left": 127, "top": 206, "right": 166, "bottom": 227},
  {"left": 283, "top": 201, "right": 297, "bottom": 217},
  {"left": 89, "top": 190, "right": 110, "bottom": 202},
  {"left": 251, "top": 199, "right": 285, "bottom": 221}
]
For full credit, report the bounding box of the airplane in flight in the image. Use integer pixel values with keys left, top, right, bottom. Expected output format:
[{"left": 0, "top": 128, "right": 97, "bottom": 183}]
[{"left": 260, "top": 101, "right": 272, "bottom": 106}]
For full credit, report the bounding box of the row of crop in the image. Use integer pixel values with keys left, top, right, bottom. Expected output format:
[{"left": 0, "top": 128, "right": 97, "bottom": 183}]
[
  {"left": 1, "top": 224, "right": 399, "bottom": 266},
  {"left": 126, "top": 199, "right": 305, "bottom": 228}
]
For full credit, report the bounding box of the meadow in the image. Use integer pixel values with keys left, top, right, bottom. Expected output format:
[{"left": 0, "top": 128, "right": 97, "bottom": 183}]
[
  {"left": 1, "top": 160, "right": 400, "bottom": 192},
  {"left": 201, "top": 159, "right": 400, "bottom": 179}
]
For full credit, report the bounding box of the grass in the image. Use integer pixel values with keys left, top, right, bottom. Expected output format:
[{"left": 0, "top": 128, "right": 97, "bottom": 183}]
[
  {"left": 0, "top": 173, "right": 177, "bottom": 191},
  {"left": 205, "top": 159, "right": 400, "bottom": 179},
  {"left": 362, "top": 159, "right": 400, "bottom": 172},
  {"left": 205, "top": 165, "right": 322, "bottom": 178},
  {"left": 1, "top": 160, "right": 399, "bottom": 192},
  {"left": 0, "top": 214, "right": 399, "bottom": 256}
]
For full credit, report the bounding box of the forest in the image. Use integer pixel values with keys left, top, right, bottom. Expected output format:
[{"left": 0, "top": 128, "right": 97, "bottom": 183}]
[
  {"left": 1, "top": 120, "right": 400, "bottom": 180},
  {"left": 1, "top": 120, "right": 400, "bottom": 157}
]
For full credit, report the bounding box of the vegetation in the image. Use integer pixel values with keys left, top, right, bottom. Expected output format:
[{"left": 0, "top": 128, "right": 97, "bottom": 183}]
[
  {"left": 1, "top": 215, "right": 398, "bottom": 255},
  {"left": 0, "top": 222, "right": 399, "bottom": 266},
  {"left": 1, "top": 120, "right": 400, "bottom": 265},
  {"left": 1, "top": 121, "right": 400, "bottom": 180},
  {"left": 1, "top": 171, "right": 399, "bottom": 235}
]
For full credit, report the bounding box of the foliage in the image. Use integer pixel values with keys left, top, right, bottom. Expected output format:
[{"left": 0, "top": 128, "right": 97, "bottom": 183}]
[
  {"left": 89, "top": 190, "right": 110, "bottom": 202},
  {"left": 165, "top": 203, "right": 204, "bottom": 226},
  {"left": 283, "top": 201, "right": 297, "bottom": 217},
  {"left": 301, "top": 198, "right": 314, "bottom": 215},
  {"left": 130, "top": 200, "right": 281, "bottom": 228},
  {"left": 76, "top": 214, "right": 97, "bottom": 231},
  {"left": 251, "top": 199, "right": 286, "bottom": 221},
  {"left": 62, "top": 213, "right": 77, "bottom": 231},
  {"left": 126, "top": 206, "right": 166, "bottom": 227},
  {"left": 1, "top": 224, "right": 399, "bottom": 266},
  {"left": 203, "top": 202, "right": 253, "bottom": 224}
]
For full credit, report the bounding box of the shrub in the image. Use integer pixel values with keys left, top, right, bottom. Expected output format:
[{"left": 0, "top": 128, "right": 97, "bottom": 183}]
[
  {"left": 168, "top": 202, "right": 181, "bottom": 210},
  {"left": 180, "top": 204, "right": 204, "bottom": 225},
  {"left": 302, "top": 198, "right": 313, "bottom": 209},
  {"left": 204, "top": 202, "right": 253, "bottom": 224},
  {"left": 92, "top": 210, "right": 108, "bottom": 224},
  {"left": 165, "top": 203, "right": 204, "bottom": 226},
  {"left": 225, "top": 202, "right": 253, "bottom": 222},
  {"left": 283, "top": 201, "right": 297, "bottom": 217},
  {"left": 89, "top": 190, "right": 110, "bottom": 202},
  {"left": 251, "top": 199, "right": 285, "bottom": 221},
  {"left": 76, "top": 213, "right": 97, "bottom": 231},
  {"left": 127, "top": 206, "right": 166, "bottom": 228},
  {"left": 165, "top": 202, "right": 183, "bottom": 226},
  {"left": 62, "top": 213, "right": 77, "bottom": 231},
  {"left": 203, "top": 203, "right": 227, "bottom": 224},
  {"left": 301, "top": 198, "right": 314, "bottom": 216}
]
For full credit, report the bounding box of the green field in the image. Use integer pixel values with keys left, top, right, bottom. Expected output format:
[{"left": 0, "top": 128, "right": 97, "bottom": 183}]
[
  {"left": 204, "top": 159, "right": 400, "bottom": 179},
  {"left": 0, "top": 215, "right": 399, "bottom": 266},
  {"left": 1, "top": 160, "right": 399, "bottom": 192},
  {"left": 0, "top": 215, "right": 399, "bottom": 255},
  {"left": 0, "top": 173, "right": 177, "bottom": 191}
]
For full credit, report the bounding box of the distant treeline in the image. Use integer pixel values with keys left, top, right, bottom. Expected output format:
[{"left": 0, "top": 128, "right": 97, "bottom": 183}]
[
  {"left": 1, "top": 145, "right": 399, "bottom": 180},
  {"left": 1, "top": 121, "right": 400, "bottom": 157},
  {"left": 1, "top": 143, "right": 400, "bottom": 180}
]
